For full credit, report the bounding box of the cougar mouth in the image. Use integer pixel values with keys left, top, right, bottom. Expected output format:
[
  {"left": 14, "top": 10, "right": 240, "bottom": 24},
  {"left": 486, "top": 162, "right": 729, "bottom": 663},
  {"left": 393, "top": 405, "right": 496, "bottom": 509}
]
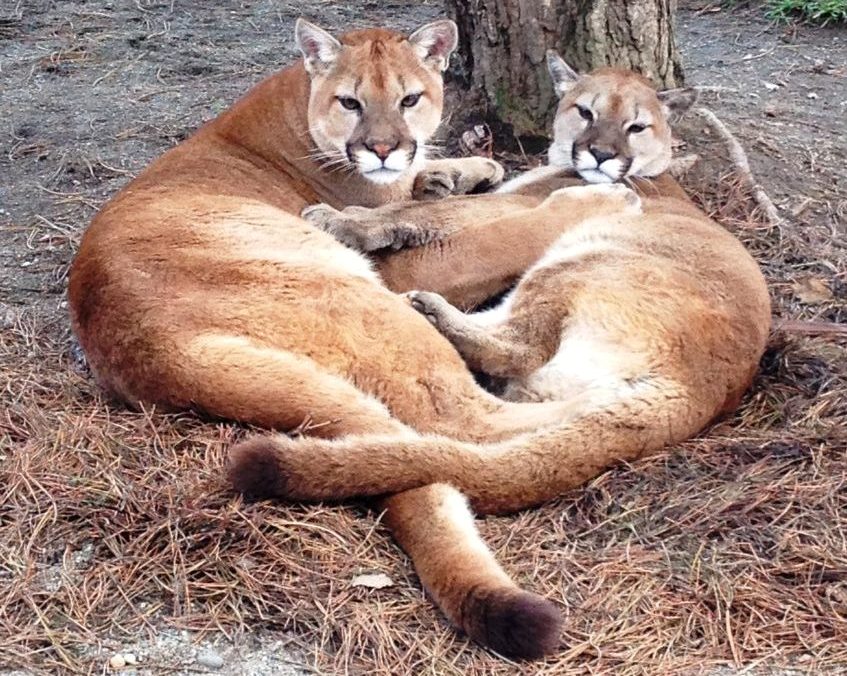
[
  {"left": 575, "top": 168, "right": 616, "bottom": 184},
  {"left": 362, "top": 166, "right": 405, "bottom": 184},
  {"left": 349, "top": 141, "right": 419, "bottom": 184},
  {"left": 572, "top": 149, "right": 632, "bottom": 184}
]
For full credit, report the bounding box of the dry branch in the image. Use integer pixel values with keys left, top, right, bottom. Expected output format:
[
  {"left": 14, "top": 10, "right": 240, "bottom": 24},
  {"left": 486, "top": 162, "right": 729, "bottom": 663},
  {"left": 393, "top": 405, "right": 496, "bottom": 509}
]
[{"left": 695, "top": 106, "right": 784, "bottom": 227}]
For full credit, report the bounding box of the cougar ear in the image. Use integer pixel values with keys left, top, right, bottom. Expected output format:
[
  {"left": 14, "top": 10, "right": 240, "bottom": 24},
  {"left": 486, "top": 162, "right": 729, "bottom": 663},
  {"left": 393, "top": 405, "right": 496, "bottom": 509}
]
[
  {"left": 409, "top": 20, "right": 458, "bottom": 71},
  {"left": 657, "top": 87, "right": 698, "bottom": 122},
  {"left": 295, "top": 18, "right": 342, "bottom": 75},
  {"left": 547, "top": 51, "right": 579, "bottom": 97}
]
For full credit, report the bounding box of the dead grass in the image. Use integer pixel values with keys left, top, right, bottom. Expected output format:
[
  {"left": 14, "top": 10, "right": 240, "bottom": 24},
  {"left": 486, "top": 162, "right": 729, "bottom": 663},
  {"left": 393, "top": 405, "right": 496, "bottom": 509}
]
[
  {"left": 2, "top": 7, "right": 846, "bottom": 669},
  {"left": 1, "top": 157, "right": 846, "bottom": 675}
]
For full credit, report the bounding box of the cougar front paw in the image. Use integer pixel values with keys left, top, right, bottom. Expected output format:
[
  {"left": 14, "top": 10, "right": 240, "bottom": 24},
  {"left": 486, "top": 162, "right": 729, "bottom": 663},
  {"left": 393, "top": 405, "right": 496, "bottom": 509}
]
[
  {"left": 413, "top": 158, "right": 506, "bottom": 200},
  {"left": 413, "top": 170, "right": 455, "bottom": 201},
  {"left": 464, "top": 157, "right": 506, "bottom": 193},
  {"left": 444, "top": 157, "right": 506, "bottom": 195},
  {"left": 301, "top": 203, "right": 342, "bottom": 226},
  {"left": 383, "top": 223, "right": 442, "bottom": 250}
]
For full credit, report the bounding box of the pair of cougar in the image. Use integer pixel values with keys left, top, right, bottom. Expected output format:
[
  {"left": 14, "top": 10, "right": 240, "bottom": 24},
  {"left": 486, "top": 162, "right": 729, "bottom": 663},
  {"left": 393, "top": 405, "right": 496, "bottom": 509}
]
[{"left": 69, "top": 17, "right": 770, "bottom": 659}]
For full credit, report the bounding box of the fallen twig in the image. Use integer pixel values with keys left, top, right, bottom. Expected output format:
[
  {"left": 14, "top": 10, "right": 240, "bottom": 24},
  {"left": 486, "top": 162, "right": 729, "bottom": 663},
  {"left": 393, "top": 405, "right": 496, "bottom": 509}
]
[
  {"left": 774, "top": 319, "right": 847, "bottom": 338},
  {"left": 695, "top": 106, "right": 784, "bottom": 227}
]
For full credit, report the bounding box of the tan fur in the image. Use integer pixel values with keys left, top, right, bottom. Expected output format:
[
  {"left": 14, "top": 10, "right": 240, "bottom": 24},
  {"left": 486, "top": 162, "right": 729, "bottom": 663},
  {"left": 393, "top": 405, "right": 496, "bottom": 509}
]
[
  {"left": 67, "top": 19, "right": 543, "bottom": 437},
  {"left": 68, "top": 23, "right": 622, "bottom": 660},
  {"left": 229, "top": 63, "right": 771, "bottom": 657}
]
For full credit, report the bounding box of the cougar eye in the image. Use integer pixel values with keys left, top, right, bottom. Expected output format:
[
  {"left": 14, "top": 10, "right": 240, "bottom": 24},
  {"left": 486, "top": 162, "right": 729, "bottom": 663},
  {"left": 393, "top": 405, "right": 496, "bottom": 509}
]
[
  {"left": 401, "top": 93, "right": 422, "bottom": 108},
  {"left": 575, "top": 104, "right": 594, "bottom": 122},
  {"left": 627, "top": 123, "right": 649, "bottom": 134},
  {"left": 337, "top": 96, "right": 362, "bottom": 112}
]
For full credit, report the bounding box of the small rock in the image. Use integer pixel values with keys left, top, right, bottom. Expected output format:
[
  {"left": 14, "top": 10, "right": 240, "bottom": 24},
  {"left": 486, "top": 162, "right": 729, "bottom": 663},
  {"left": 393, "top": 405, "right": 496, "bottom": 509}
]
[
  {"left": 0, "top": 303, "right": 16, "bottom": 329},
  {"left": 762, "top": 81, "right": 779, "bottom": 91},
  {"left": 807, "top": 92, "right": 819, "bottom": 100},
  {"left": 124, "top": 653, "right": 138, "bottom": 666},
  {"left": 197, "top": 649, "right": 224, "bottom": 670},
  {"left": 109, "top": 654, "right": 126, "bottom": 670}
]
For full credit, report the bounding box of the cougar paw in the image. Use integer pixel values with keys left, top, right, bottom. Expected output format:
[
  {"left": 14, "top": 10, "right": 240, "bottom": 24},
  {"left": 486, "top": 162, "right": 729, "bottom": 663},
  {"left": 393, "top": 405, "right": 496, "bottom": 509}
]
[
  {"left": 332, "top": 221, "right": 382, "bottom": 252},
  {"left": 469, "top": 157, "right": 506, "bottom": 193},
  {"left": 405, "top": 290, "right": 451, "bottom": 327},
  {"left": 301, "top": 203, "right": 341, "bottom": 226},
  {"left": 302, "top": 211, "right": 381, "bottom": 252},
  {"left": 385, "top": 223, "right": 442, "bottom": 250},
  {"left": 413, "top": 170, "right": 455, "bottom": 201},
  {"left": 461, "top": 587, "right": 563, "bottom": 660},
  {"left": 449, "top": 157, "right": 506, "bottom": 195},
  {"left": 331, "top": 222, "right": 440, "bottom": 252}
]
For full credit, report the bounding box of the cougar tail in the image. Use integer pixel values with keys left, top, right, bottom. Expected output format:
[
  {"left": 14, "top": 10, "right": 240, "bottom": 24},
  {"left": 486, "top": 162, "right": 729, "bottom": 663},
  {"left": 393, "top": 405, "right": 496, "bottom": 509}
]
[
  {"left": 382, "top": 484, "right": 562, "bottom": 659},
  {"left": 227, "top": 380, "right": 711, "bottom": 514},
  {"left": 229, "top": 453, "right": 562, "bottom": 658}
]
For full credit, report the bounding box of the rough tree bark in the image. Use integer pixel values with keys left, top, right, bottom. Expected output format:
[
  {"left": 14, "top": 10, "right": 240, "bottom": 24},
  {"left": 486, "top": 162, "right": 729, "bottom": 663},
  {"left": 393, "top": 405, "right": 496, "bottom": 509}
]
[{"left": 448, "top": 0, "right": 683, "bottom": 139}]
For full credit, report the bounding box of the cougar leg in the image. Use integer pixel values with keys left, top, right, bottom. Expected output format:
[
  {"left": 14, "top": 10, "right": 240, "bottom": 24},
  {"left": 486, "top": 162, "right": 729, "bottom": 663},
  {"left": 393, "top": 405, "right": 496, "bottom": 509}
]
[
  {"left": 178, "top": 334, "right": 410, "bottom": 437},
  {"left": 303, "top": 204, "right": 440, "bottom": 252},
  {"left": 377, "top": 206, "right": 572, "bottom": 309},
  {"left": 406, "top": 290, "right": 568, "bottom": 379},
  {"left": 379, "top": 185, "right": 641, "bottom": 309}
]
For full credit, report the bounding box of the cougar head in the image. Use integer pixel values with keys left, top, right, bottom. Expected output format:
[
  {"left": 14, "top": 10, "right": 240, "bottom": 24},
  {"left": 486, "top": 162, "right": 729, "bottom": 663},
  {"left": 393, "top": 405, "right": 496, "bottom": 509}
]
[
  {"left": 546, "top": 52, "right": 697, "bottom": 183},
  {"left": 296, "top": 18, "right": 457, "bottom": 185}
]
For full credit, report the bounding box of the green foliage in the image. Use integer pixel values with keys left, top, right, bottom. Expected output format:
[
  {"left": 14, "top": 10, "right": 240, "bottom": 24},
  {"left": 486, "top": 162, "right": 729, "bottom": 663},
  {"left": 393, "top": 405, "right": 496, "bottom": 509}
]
[{"left": 767, "top": 0, "right": 847, "bottom": 24}]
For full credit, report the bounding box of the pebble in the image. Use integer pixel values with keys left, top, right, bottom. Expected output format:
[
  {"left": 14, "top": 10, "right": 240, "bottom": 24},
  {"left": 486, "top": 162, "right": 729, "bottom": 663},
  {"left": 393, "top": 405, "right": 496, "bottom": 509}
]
[
  {"left": 108, "top": 652, "right": 139, "bottom": 670},
  {"left": 197, "top": 649, "right": 224, "bottom": 669}
]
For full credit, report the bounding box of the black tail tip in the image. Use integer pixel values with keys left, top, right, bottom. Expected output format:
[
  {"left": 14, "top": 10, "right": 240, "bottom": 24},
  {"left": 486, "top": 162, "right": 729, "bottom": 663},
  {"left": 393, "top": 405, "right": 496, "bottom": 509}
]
[
  {"left": 464, "top": 588, "right": 563, "bottom": 660},
  {"left": 227, "top": 436, "right": 288, "bottom": 499}
]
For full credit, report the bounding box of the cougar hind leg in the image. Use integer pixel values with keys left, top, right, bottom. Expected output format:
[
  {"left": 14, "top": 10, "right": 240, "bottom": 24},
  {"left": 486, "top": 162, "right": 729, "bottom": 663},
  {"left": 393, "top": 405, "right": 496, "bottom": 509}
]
[
  {"left": 406, "top": 290, "right": 566, "bottom": 379},
  {"left": 179, "top": 333, "right": 408, "bottom": 437}
]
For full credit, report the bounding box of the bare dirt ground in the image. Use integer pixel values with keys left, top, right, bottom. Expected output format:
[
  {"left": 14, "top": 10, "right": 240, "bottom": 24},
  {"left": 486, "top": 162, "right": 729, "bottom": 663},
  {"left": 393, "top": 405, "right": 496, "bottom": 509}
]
[{"left": 1, "top": 1, "right": 845, "bottom": 675}]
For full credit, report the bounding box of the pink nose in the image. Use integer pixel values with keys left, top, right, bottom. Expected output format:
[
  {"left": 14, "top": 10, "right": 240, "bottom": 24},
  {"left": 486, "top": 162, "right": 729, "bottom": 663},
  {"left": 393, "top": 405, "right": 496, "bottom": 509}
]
[{"left": 371, "top": 143, "right": 392, "bottom": 160}]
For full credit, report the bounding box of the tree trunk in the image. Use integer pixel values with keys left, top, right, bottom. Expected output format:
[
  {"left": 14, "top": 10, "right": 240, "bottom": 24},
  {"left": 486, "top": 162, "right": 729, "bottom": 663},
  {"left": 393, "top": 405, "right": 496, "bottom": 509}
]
[{"left": 448, "top": 0, "right": 683, "bottom": 140}]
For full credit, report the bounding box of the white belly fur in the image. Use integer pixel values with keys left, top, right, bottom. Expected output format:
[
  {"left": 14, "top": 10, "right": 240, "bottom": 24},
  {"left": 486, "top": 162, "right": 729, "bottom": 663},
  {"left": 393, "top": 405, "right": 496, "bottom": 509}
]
[{"left": 500, "top": 221, "right": 647, "bottom": 404}]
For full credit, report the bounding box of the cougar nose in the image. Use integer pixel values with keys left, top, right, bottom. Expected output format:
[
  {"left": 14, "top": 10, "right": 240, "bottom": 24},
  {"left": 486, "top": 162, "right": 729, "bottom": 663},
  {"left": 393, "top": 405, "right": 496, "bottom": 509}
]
[
  {"left": 366, "top": 141, "right": 398, "bottom": 161},
  {"left": 589, "top": 147, "right": 616, "bottom": 164}
]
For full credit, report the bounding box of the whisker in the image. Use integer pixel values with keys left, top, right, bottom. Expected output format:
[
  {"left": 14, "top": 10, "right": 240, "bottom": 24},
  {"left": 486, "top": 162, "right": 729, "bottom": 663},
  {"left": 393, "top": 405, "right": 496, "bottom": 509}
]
[
  {"left": 316, "top": 155, "right": 357, "bottom": 175},
  {"left": 317, "top": 158, "right": 352, "bottom": 173},
  {"left": 305, "top": 152, "right": 346, "bottom": 163}
]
